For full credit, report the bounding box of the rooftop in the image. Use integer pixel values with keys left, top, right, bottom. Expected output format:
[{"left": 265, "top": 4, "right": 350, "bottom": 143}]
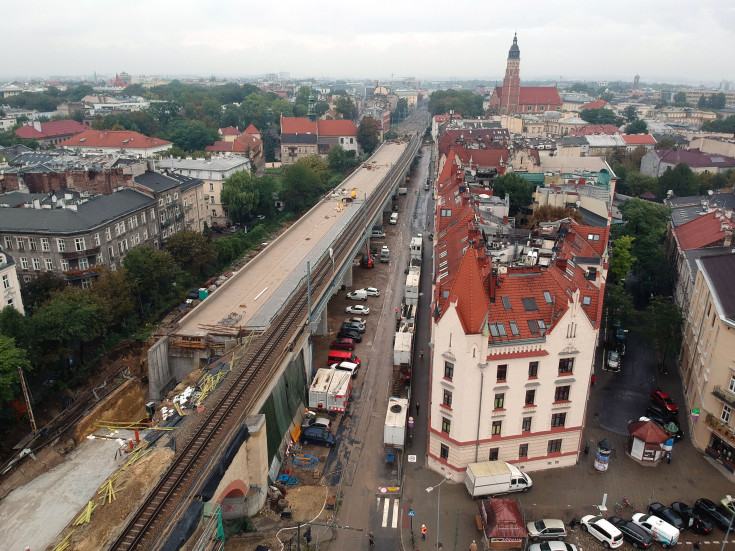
[
  {"left": 699, "top": 254, "right": 735, "bottom": 325},
  {"left": 59, "top": 130, "right": 172, "bottom": 149}
]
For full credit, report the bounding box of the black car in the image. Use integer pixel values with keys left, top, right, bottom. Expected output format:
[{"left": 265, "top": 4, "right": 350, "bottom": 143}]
[
  {"left": 646, "top": 403, "right": 678, "bottom": 423},
  {"left": 340, "top": 322, "right": 366, "bottom": 333},
  {"left": 671, "top": 502, "right": 713, "bottom": 535},
  {"left": 608, "top": 516, "right": 653, "bottom": 549},
  {"left": 694, "top": 498, "right": 735, "bottom": 531},
  {"left": 300, "top": 426, "right": 335, "bottom": 447},
  {"left": 337, "top": 330, "right": 362, "bottom": 343},
  {"left": 648, "top": 502, "right": 684, "bottom": 530},
  {"left": 643, "top": 414, "right": 683, "bottom": 442},
  {"left": 392, "top": 204, "right": 399, "bottom": 212}
]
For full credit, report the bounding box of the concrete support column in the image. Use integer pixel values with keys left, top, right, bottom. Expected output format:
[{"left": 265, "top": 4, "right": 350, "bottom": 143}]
[
  {"left": 343, "top": 263, "right": 353, "bottom": 287},
  {"left": 313, "top": 306, "right": 329, "bottom": 336}
]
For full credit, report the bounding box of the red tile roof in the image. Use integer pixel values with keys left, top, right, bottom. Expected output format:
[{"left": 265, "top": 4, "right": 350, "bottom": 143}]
[
  {"left": 580, "top": 99, "right": 608, "bottom": 110},
  {"left": 15, "top": 120, "right": 90, "bottom": 140},
  {"left": 59, "top": 130, "right": 171, "bottom": 149},
  {"left": 518, "top": 87, "right": 563, "bottom": 106},
  {"left": 280, "top": 117, "right": 317, "bottom": 135},
  {"left": 439, "top": 129, "right": 510, "bottom": 157},
  {"left": 447, "top": 246, "right": 492, "bottom": 334},
  {"left": 454, "top": 148, "right": 509, "bottom": 170},
  {"left": 205, "top": 141, "right": 233, "bottom": 152},
  {"left": 622, "top": 134, "right": 656, "bottom": 145},
  {"left": 219, "top": 126, "right": 241, "bottom": 136},
  {"left": 317, "top": 119, "right": 357, "bottom": 137},
  {"left": 244, "top": 124, "right": 260, "bottom": 135},
  {"left": 673, "top": 211, "right": 735, "bottom": 251},
  {"left": 232, "top": 132, "right": 262, "bottom": 153},
  {"left": 569, "top": 124, "right": 620, "bottom": 136}
]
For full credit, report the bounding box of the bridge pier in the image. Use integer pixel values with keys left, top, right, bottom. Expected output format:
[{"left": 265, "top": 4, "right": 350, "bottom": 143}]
[{"left": 313, "top": 306, "right": 330, "bottom": 336}]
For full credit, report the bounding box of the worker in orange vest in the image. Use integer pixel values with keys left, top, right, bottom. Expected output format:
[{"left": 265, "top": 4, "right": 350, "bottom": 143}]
[{"left": 421, "top": 524, "right": 427, "bottom": 540}]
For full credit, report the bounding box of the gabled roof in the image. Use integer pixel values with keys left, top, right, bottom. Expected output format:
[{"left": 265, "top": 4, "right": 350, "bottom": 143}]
[
  {"left": 244, "top": 124, "right": 260, "bottom": 135},
  {"left": 280, "top": 117, "right": 317, "bottom": 135},
  {"left": 569, "top": 124, "right": 621, "bottom": 136},
  {"left": 699, "top": 253, "right": 735, "bottom": 323},
  {"left": 518, "top": 87, "right": 563, "bottom": 105},
  {"left": 580, "top": 99, "right": 608, "bottom": 110},
  {"left": 232, "top": 132, "right": 262, "bottom": 152},
  {"left": 454, "top": 148, "right": 509, "bottom": 169},
  {"left": 317, "top": 119, "right": 357, "bottom": 137},
  {"left": 673, "top": 211, "right": 734, "bottom": 251},
  {"left": 219, "top": 126, "right": 241, "bottom": 136},
  {"left": 622, "top": 134, "right": 656, "bottom": 145},
  {"left": 655, "top": 149, "right": 735, "bottom": 169},
  {"left": 205, "top": 141, "right": 234, "bottom": 152},
  {"left": 447, "top": 246, "right": 492, "bottom": 334},
  {"left": 629, "top": 420, "right": 669, "bottom": 443},
  {"left": 59, "top": 130, "right": 171, "bottom": 149},
  {"left": 15, "top": 120, "right": 90, "bottom": 139}
]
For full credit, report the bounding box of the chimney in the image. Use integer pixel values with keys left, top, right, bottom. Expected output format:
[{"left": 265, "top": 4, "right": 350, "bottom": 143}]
[
  {"left": 725, "top": 229, "right": 733, "bottom": 248},
  {"left": 33, "top": 121, "right": 42, "bottom": 132}
]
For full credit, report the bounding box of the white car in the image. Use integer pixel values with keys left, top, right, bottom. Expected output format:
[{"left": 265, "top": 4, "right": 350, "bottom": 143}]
[
  {"left": 631, "top": 513, "right": 680, "bottom": 548},
  {"left": 344, "top": 317, "right": 367, "bottom": 325},
  {"left": 607, "top": 350, "right": 620, "bottom": 371},
  {"left": 361, "top": 287, "right": 380, "bottom": 297},
  {"left": 529, "top": 543, "right": 577, "bottom": 551},
  {"left": 580, "top": 515, "right": 623, "bottom": 548},
  {"left": 345, "top": 305, "right": 370, "bottom": 315}
]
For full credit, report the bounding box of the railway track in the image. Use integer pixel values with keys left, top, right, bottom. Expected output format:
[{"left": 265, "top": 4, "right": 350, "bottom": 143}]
[{"left": 109, "top": 135, "right": 422, "bottom": 550}]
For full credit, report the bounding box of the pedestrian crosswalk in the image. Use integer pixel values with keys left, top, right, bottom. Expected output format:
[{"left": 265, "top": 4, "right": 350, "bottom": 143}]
[{"left": 377, "top": 496, "right": 400, "bottom": 529}]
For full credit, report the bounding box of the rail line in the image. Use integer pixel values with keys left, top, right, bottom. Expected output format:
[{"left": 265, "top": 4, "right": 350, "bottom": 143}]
[{"left": 108, "top": 135, "right": 421, "bottom": 550}]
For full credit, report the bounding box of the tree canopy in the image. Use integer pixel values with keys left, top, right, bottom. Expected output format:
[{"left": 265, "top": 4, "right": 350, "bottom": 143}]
[
  {"left": 580, "top": 108, "right": 618, "bottom": 125},
  {"left": 622, "top": 106, "right": 638, "bottom": 122},
  {"left": 221, "top": 171, "right": 260, "bottom": 224},
  {"left": 280, "top": 162, "right": 322, "bottom": 212},
  {"left": 165, "top": 230, "right": 217, "bottom": 278},
  {"left": 428, "top": 90, "right": 484, "bottom": 117},
  {"left": 492, "top": 173, "right": 533, "bottom": 216},
  {"left": 702, "top": 115, "right": 735, "bottom": 134},
  {"left": 658, "top": 163, "right": 699, "bottom": 199},
  {"left": 0, "top": 334, "right": 32, "bottom": 403},
  {"left": 357, "top": 116, "right": 380, "bottom": 155},
  {"left": 624, "top": 119, "right": 648, "bottom": 135},
  {"left": 334, "top": 97, "right": 357, "bottom": 121}
]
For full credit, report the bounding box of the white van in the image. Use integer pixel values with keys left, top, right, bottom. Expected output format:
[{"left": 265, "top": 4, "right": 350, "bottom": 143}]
[
  {"left": 580, "top": 516, "right": 624, "bottom": 548},
  {"left": 371, "top": 229, "right": 386, "bottom": 238},
  {"left": 332, "top": 361, "right": 359, "bottom": 378},
  {"left": 631, "top": 513, "right": 679, "bottom": 548},
  {"left": 390, "top": 213, "right": 398, "bottom": 225}
]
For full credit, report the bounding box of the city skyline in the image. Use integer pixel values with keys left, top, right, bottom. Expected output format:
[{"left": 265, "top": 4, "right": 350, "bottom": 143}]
[{"left": 1, "top": 0, "right": 733, "bottom": 85}]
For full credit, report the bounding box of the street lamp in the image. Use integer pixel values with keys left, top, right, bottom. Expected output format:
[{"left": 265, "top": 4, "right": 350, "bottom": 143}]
[{"left": 426, "top": 475, "right": 452, "bottom": 550}]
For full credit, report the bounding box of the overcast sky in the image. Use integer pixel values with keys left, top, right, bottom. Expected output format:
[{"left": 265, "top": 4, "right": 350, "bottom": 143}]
[{"left": 2, "top": 0, "right": 733, "bottom": 86}]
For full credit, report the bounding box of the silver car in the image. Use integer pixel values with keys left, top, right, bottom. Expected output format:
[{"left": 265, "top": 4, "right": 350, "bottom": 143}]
[{"left": 527, "top": 519, "right": 567, "bottom": 541}]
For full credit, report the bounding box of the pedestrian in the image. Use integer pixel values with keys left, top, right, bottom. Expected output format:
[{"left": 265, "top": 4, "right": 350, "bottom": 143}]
[
  {"left": 421, "top": 524, "right": 427, "bottom": 540},
  {"left": 667, "top": 451, "right": 672, "bottom": 464},
  {"left": 470, "top": 540, "right": 478, "bottom": 551},
  {"left": 420, "top": 348, "right": 424, "bottom": 358},
  {"left": 693, "top": 543, "right": 700, "bottom": 551},
  {"left": 591, "top": 375, "right": 596, "bottom": 387},
  {"left": 416, "top": 402, "right": 420, "bottom": 416}
]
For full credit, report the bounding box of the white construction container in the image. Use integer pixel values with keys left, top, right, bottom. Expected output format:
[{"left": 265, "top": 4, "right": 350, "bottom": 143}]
[{"left": 384, "top": 397, "right": 409, "bottom": 451}]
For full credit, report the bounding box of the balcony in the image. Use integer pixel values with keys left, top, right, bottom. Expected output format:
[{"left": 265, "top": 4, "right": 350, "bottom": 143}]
[
  {"left": 61, "top": 245, "right": 100, "bottom": 260},
  {"left": 705, "top": 413, "right": 735, "bottom": 446},
  {"left": 712, "top": 385, "right": 735, "bottom": 408},
  {"left": 160, "top": 219, "right": 172, "bottom": 229},
  {"left": 64, "top": 265, "right": 102, "bottom": 281}
]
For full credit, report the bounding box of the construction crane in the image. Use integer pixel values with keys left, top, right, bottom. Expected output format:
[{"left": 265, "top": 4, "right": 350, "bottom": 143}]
[{"left": 18, "top": 366, "right": 37, "bottom": 434}]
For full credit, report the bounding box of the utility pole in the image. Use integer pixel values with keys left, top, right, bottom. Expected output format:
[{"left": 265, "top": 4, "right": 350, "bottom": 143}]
[{"left": 18, "top": 366, "right": 37, "bottom": 434}]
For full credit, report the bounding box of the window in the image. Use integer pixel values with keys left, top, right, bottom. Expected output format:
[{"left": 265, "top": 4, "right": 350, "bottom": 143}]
[
  {"left": 143, "top": 229, "right": 148, "bottom": 241},
  {"left": 108, "top": 246, "right": 114, "bottom": 259},
  {"left": 57, "top": 238, "right": 67, "bottom": 252},
  {"left": 61, "top": 259, "right": 69, "bottom": 271},
  {"left": 79, "top": 258, "right": 89, "bottom": 269},
  {"left": 488, "top": 448, "right": 499, "bottom": 461},
  {"left": 543, "top": 291, "right": 552, "bottom": 303},
  {"left": 555, "top": 385, "right": 570, "bottom": 401},
  {"left": 443, "top": 389, "right": 453, "bottom": 407},
  {"left": 528, "top": 320, "right": 539, "bottom": 334},
  {"left": 159, "top": 197, "right": 164, "bottom": 206},
  {"left": 444, "top": 361, "right": 454, "bottom": 379},
  {"left": 20, "top": 257, "right": 28, "bottom": 269},
  {"left": 494, "top": 393, "right": 505, "bottom": 409},
  {"left": 525, "top": 389, "right": 535, "bottom": 405},
  {"left": 582, "top": 296, "right": 591, "bottom": 306},
  {"left": 509, "top": 321, "right": 520, "bottom": 336},
  {"left": 1, "top": 275, "right": 8, "bottom": 289},
  {"left": 45, "top": 258, "right": 53, "bottom": 270},
  {"left": 729, "top": 375, "right": 735, "bottom": 393},
  {"left": 522, "top": 297, "right": 538, "bottom": 311},
  {"left": 440, "top": 444, "right": 449, "bottom": 460},
  {"left": 551, "top": 413, "right": 566, "bottom": 428},
  {"left": 16, "top": 238, "right": 25, "bottom": 251},
  {"left": 537, "top": 320, "right": 547, "bottom": 333},
  {"left": 491, "top": 420, "right": 502, "bottom": 436},
  {"left": 38, "top": 238, "right": 47, "bottom": 252},
  {"left": 548, "top": 439, "right": 562, "bottom": 453},
  {"left": 558, "top": 358, "right": 574, "bottom": 374},
  {"left": 141, "top": 212, "right": 146, "bottom": 224},
  {"left": 75, "top": 238, "right": 86, "bottom": 251},
  {"left": 519, "top": 444, "right": 528, "bottom": 458},
  {"left": 441, "top": 208, "right": 452, "bottom": 217},
  {"left": 489, "top": 322, "right": 507, "bottom": 338},
  {"left": 166, "top": 196, "right": 172, "bottom": 206},
  {"left": 528, "top": 361, "right": 539, "bottom": 378},
  {"left": 209, "top": 183, "right": 214, "bottom": 191},
  {"left": 96, "top": 254, "right": 103, "bottom": 265},
  {"left": 94, "top": 233, "right": 100, "bottom": 246},
  {"left": 442, "top": 417, "right": 451, "bottom": 434},
  {"left": 29, "top": 238, "right": 37, "bottom": 251},
  {"left": 32, "top": 258, "right": 40, "bottom": 270},
  {"left": 497, "top": 364, "right": 507, "bottom": 381},
  {"left": 106, "top": 228, "right": 112, "bottom": 241},
  {"left": 4, "top": 237, "right": 12, "bottom": 250},
  {"left": 723, "top": 404, "right": 732, "bottom": 424},
  {"left": 522, "top": 417, "right": 532, "bottom": 432},
  {"left": 501, "top": 296, "right": 511, "bottom": 310}
]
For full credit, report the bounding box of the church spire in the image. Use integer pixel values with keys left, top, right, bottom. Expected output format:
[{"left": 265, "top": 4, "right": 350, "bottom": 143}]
[{"left": 307, "top": 89, "right": 317, "bottom": 122}]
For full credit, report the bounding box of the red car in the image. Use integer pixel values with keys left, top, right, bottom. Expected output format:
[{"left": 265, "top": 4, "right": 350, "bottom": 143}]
[
  {"left": 650, "top": 390, "right": 678, "bottom": 412},
  {"left": 330, "top": 338, "right": 355, "bottom": 350}
]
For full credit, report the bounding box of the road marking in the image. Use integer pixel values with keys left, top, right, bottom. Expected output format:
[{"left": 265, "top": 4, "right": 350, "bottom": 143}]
[
  {"left": 382, "top": 497, "right": 390, "bottom": 527},
  {"left": 391, "top": 499, "right": 399, "bottom": 528}
]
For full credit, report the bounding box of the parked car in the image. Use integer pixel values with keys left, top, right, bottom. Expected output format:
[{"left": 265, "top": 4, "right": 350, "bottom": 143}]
[
  {"left": 527, "top": 519, "right": 567, "bottom": 541},
  {"left": 670, "top": 502, "right": 713, "bottom": 535},
  {"left": 694, "top": 498, "right": 735, "bottom": 531},
  {"left": 345, "top": 304, "right": 370, "bottom": 315},
  {"left": 344, "top": 317, "right": 367, "bottom": 325},
  {"left": 361, "top": 287, "right": 380, "bottom": 296},
  {"left": 302, "top": 417, "right": 332, "bottom": 431},
  {"left": 528, "top": 542, "right": 577, "bottom": 551},
  {"left": 299, "top": 426, "right": 335, "bottom": 447},
  {"left": 631, "top": 513, "right": 680, "bottom": 548},
  {"left": 341, "top": 322, "right": 366, "bottom": 333},
  {"left": 616, "top": 341, "right": 626, "bottom": 356},
  {"left": 607, "top": 516, "right": 653, "bottom": 549},
  {"left": 337, "top": 330, "right": 362, "bottom": 343},
  {"left": 650, "top": 390, "right": 678, "bottom": 412},
  {"left": 580, "top": 515, "right": 624, "bottom": 548},
  {"left": 646, "top": 403, "right": 678, "bottom": 423},
  {"left": 346, "top": 290, "right": 368, "bottom": 301},
  {"left": 607, "top": 350, "right": 620, "bottom": 371},
  {"left": 392, "top": 203, "right": 399, "bottom": 211},
  {"left": 647, "top": 503, "right": 684, "bottom": 530},
  {"left": 330, "top": 338, "right": 355, "bottom": 350},
  {"left": 638, "top": 416, "right": 683, "bottom": 442}
]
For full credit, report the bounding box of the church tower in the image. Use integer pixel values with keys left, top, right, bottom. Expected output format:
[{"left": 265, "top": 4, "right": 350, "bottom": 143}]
[{"left": 501, "top": 33, "right": 521, "bottom": 113}]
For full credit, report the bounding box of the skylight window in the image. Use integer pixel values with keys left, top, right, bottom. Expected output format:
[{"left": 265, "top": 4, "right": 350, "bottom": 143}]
[
  {"left": 528, "top": 320, "right": 539, "bottom": 334},
  {"left": 522, "top": 297, "right": 539, "bottom": 312},
  {"left": 582, "top": 295, "right": 592, "bottom": 306},
  {"left": 543, "top": 291, "right": 552, "bottom": 304},
  {"left": 502, "top": 296, "right": 511, "bottom": 310},
  {"left": 509, "top": 321, "right": 520, "bottom": 336},
  {"left": 488, "top": 323, "right": 507, "bottom": 338}
]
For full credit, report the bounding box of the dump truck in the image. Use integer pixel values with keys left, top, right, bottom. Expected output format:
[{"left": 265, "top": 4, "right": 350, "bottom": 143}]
[{"left": 464, "top": 461, "right": 533, "bottom": 497}]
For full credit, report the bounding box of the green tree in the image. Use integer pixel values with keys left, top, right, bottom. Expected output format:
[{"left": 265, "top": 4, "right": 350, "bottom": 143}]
[
  {"left": 165, "top": 120, "right": 218, "bottom": 151},
  {"left": 492, "top": 173, "right": 533, "bottom": 216},
  {"left": 0, "top": 334, "right": 32, "bottom": 403},
  {"left": 638, "top": 297, "right": 684, "bottom": 368},
  {"left": 357, "top": 116, "right": 380, "bottom": 155},
  {"left": 609, "top": 235, "right": 635, "bottom": 285},
  {"left": 314, "top": 101, "right": 330, "bottom": 117},
  {"left": 570, "top": 82, "right": 593, "bottom": 95},
  {"left": 280, "top": 163, "right": 321, "bottom": 212},
  {"left": 90, "top": 267, "right": 136, "bottom": 328},
  {"left": 702, "top": 115, "right": 735, "bottom": 134},
  {"left": 165, "top": 230, "right": 218, "bottom": 278},
  {"left": 122, "top": 246, "right": 180, "bottom": 313},
  {"left": 604, "top": 284, "right": 636, "bottom": 329},
  {"left": 221, "top": 104, "right": 243, "bottom": 129},
  {"left": 254, "top": 174, "right": 278, "bottom": 218},
  {"left": 428, "top": 90, "right": 484, "bottom": 117},
  {"left": 624, "top": 119, "right": 648, "bottom": 134},
  {"left": 327, "top": 145, "right": 357, "bottom": 172},
  {"left": 296, "top": 155, "right": 330, "bottom": 188},
  {"left": 221, "top": 171, "right": 259, "bottom": 223},
  {"left": 20, "top": 271, "right": 66, "bottom": 315},
  {"left": 334, "top": 96, "right": 357, "bottom": 120},
  {"left": 620, "top": 171, "right": 658, "bottom": 197},
  {"left": 0, "top": 306, "right": 31, "bottom": 350},
  {"left": 658, "top": 163, "right": 698, "bottom": 199},
  {"left": 622, "top": 106, "right": 638, "bottom": 122},
  {"left": 672, "top": 91, "right": 688, "bottom": 105},
  {"left": 580, "top": 108, "right": 617, "bottom": 125},
  {"left": 618, "top": 198, "right": 670, "bottom": 238},
  {"left": 654, "top": 137, "right": 676, "bottom": 150}
]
